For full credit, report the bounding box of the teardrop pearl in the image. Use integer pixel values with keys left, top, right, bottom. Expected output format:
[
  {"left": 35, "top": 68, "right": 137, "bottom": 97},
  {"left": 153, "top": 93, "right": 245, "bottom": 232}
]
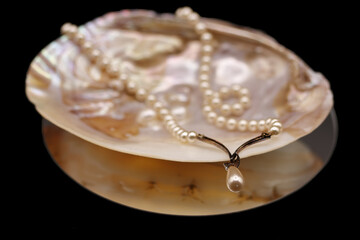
[{"left": 226, "top": 166, "right": 244, "bottom": 193}]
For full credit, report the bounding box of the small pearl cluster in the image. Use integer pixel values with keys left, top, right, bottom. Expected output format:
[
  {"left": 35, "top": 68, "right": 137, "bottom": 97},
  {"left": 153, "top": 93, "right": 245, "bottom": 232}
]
[
  {"left": 176, "top": 7, "right": 282, "bottom": 134},
  {"left": 61, "top": 22, "right": 198, "bottom": 143}
]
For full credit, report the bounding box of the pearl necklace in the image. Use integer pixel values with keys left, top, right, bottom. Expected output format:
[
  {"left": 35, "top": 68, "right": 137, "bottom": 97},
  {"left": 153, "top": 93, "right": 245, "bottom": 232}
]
[{"left": 60, "top": 7, "right": 283, "bottom": 193}]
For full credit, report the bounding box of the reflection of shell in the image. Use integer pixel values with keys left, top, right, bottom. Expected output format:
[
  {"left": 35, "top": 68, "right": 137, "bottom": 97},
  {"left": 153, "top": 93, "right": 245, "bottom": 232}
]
[
  {"left": 26, "top": 10, "right": 333, "bottom": 162},
  {"left": 43, "top": 120, "right": 323, "bottom": 215}
]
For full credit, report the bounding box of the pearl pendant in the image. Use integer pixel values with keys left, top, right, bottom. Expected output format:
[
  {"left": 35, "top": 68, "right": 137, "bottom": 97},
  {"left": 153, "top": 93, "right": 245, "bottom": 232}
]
[{"left": 226, "top": 166, "right": 244, "bottom": 193}]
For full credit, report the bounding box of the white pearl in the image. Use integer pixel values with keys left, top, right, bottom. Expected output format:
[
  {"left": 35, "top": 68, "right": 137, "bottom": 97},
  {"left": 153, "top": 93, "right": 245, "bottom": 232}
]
[
  {"left": 226, "top": 166, "right": 244, "bottom": 193},
  {"left": 240, "top": 88, "right": 250, "bottom": 97},
  {"left": 201, "top": 32, "right": 213, "bottom": 42},
  {"left": 238, "top": 120, "right": 248, "bottom": 131},
  {"left": 199, "top": 81, "right": 210, "bottom": 91},
  {"left": 220, "top": 104, "right": 231, "bottom": 116},
  {"left": 199, "top": 73, "right": 209, "bottom": 82},
  {"left": 187, "top": 131, "right": 197, "bottom": 143},
  {"left": 257, "top": 120, "right": 266, "bottom": 131},
  {"left": 195, "top": 22, "right": 206, "bottom": 34},
  {"left": 269, "top": 126, "right": 280, "bottom": 135},
  {"left": 226, "top": 118, "right": 237, "bottom": 130},
  {"left": 145, "top": 94, "right": 157, "bottom": 107},
  {"left": 231, "top": 85, "right": 242, "bottom": 95},
  {"left": 167, "top": 122, "right": 178, "bottom": 132},
  {"left": 231, "top": 103, "right": 244, "bottom": 116},
  {"left": 61, "top": 23, "right": 77, "bottom": 37},
  {"left": 202, "top": 44, "right": 213, "bottom": 55},
  {"left": 153, "top": 101, "right": 163, "bottom": 113},
  {"left": 176, "top": 7, "right": 192, "bottom": 18},
  {"left": 126, "top": 81, "right": 138, "bottom": 94},
  {"left": 201, "top": 55, "right": 212, "bottom": 64},
  {"left": 211, "top": 97, "right": 222, "bottom": 108},
  {"left": 188, "top": 12, "right": 199, "bottom": 23},
  {"left": 240, "top": 96, "right": 251, "bottom": 108},
  {"left": 248, "top": 120, "right": 258, "bottom": 132},
  {"left": 265, "top": 118, "right": 273, "bottom": 130},
  {"left": 219, "top": 86, "right": 230, "bottom": 98},
  {"left": 165, "top": 119, "right": 175, "bottom": 127},
  {"left": 207, "top": 111, "right": 217, "bottom": 123},
  {"left": 200, "top": 64, "right": 210, "bottom": 74},
  {"left": 272, "top": 121, "right": 282, "bottom": 131},
  {"left": 204, "top": 89, "right": 213, "bottom": 100},
  {"left": 270, "top": 119, "right": 280, "bottom": 125},
  {"left": 163, "top": 115, "right": 174, "bottom": 123},
  {"left": 216, "top": 116, "right": 226, "bottom": 128},
  {"left": 158, "top": 108, "right": 169, "bottom": 119},
  {"left": 172, "top": 126, "right": 181, "bottom": 137},
  {"left": 180, "top": 131, "right": 188, "bottom": 143},
  {"left": 202, "top": 105, "right": 212, "bottom": 115},
  {"left": 176, "top": 129, "right": 184, "bottom": 140}
]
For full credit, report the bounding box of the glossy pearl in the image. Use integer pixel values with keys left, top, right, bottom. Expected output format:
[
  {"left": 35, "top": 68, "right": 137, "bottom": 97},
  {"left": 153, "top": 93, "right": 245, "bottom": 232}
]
[
  {"left": 240, "top": 88, "right": 250, "bottom": 97},
  {"left": 145, "top": 94, "right": 157, "bottom": 107},
  {"left": 201, "top": 32, "right": 213, "bottom": 42},
  {"left": 126, "top": 81, "right": 138, "bottom": 94},
  {"left": 200, "top": 81, "right": 210, "bottom": 91},
  {"left": 202, "top": 105, "right": 212, "bottom": 115},
  {"left": 248, "top": 120, "right": 258, "bottom": 132},
  {"left": 238, "top": 120, "right": 248, "bottom": 131},
  {"left": 219, "top": 86, "right": 230, "bottom": 98},
  {"left": 158, "top": 108, "right": 169, "bottom": 119},
  {"left": 203, "top": 89, "right": 213, "bottom": 100},
  {"left": 195, "top": 22, "right": 206, "bottom": 34},
  {"left": 188, "top": 12, "right": 199, "bottom": 23},
  {"left": 202, "top": 44, "right": 213, "bottom": 55},
  {"left": 180, "top": 131, "right": 188, "bottom": 143},
  {"left": 240, "top": 96, "right": 251, "bottom": 108},
  {"left": 187, "top": 131, "right": 197, "bottom": 143},
  {"left": 265, "top": 118, "right": 273, "bottom": 130},
  {"left": 216, "top": 116, "right": 226, "bottom": 128},
  {"left": 257, "top": 120, "right": 266, "bottom": 131},
  {"left": 226, "top": 166, "right": 244, "bottom": 193},
  {"left": 207, "top": 111, "right": 217, "bottom": 123},
  {"left": 153, "top": 101, "right": 163, "bottom": 113},
  {"left": 231, "top": 103, "right": 243, "bottom": 116},
  {"left": 269, "top": 126, "right": 280, "bottom": 135},
  {"left": 172, "top": 126, "right": 181, "bottom": 137},
  {"left": 226, "top": 118, "right": 237, "bottom": 130},
  {"left": 176, "top": 7, "right": 192, "bottom": 18},
  {"left": 220, "top": 104, "right": 231, "bottom": 116},
  {"left": 211, "top": 97, "right": 222, "bottom": 108}
]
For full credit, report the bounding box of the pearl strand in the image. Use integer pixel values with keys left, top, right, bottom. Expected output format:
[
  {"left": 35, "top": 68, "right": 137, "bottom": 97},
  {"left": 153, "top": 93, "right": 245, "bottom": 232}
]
[
  {"left": 61, "top": 23, "right": 197, "bottom": 143},
  {"left": 61, "top": 7, "right": 283, "bottom": 145},
  {"left": 176, "top": 7, "right": 283, "bottom": 134}
]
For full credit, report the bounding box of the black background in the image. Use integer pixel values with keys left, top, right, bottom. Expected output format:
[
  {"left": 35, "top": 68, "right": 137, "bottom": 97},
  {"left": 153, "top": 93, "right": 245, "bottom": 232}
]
[{"left": 9, "top": 0, "right": 353, "bottom": 232}]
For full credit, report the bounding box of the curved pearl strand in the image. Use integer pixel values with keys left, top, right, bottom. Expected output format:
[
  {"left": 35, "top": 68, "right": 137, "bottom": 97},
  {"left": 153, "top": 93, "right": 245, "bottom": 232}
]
[
  {"left": 176, "top": 7, "right": 282, "bottom": 135},
  {"left": 61, "top": 8, "right": 283, "bottom": 193}
]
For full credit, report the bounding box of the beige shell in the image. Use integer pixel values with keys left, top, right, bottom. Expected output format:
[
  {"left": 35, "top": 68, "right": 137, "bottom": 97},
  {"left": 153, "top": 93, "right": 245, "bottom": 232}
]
[
  {"left": 43, "top": 120, "right": 323, "bottom": 215},
  {"left": 26, "top": 10, "right": 333, "bottom": 162}
]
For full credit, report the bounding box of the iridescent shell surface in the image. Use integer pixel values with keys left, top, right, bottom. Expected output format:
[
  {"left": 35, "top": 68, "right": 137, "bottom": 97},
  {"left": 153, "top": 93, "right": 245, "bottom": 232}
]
[{"left": 26, "top": 10, "right": 333, "bottom": 162}]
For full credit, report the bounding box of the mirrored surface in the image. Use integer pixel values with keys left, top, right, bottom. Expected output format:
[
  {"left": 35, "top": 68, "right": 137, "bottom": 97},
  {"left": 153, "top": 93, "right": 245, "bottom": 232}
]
[{"left": 42, "top": 110, "right": 337, "bottom": 216}]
